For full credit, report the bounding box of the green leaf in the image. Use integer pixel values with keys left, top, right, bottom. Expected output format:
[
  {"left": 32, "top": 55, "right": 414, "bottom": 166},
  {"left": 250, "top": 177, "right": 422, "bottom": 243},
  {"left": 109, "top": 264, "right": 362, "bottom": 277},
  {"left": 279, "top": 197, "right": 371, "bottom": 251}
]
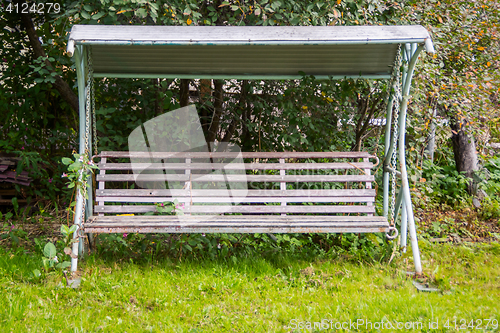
[
  {"left": 42, "top": 258, "right": 49, "bottom": 270},
  {"left": 32, "top": 269, "right": 41, "bottom": 278},
  {"left": 68, "top": 161, "right": 82, "bottom": 171},
  {"left": 57, "top": 261, "right": 71, "bottom": 269},
  {"left": 83, "top": 4, "right": 93, "bottom": 11},
  {"left": 135, "top": 8, "right": 147, "bottom": 18},
  {"left": 69, "top": 225, "right": 77, "bottom": 234},
  {"left": 61, "top": 224, "right": 69, "bottom": 235},
  {"left": 92, "top": 12, "right": 105, "bottom": 20},
  {"left": 81, "top": 11, "right": 91, "bottom": 19},
  {"left": 43, "top": 242, "right": 57, "bottom": 259}
]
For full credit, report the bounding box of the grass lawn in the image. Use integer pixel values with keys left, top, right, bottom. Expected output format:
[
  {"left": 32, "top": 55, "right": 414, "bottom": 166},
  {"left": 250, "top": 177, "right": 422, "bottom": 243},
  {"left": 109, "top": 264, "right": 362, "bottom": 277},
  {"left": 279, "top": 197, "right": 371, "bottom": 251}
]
[{"left": 0, "top": 238, "right": 499, "bottom": 332}]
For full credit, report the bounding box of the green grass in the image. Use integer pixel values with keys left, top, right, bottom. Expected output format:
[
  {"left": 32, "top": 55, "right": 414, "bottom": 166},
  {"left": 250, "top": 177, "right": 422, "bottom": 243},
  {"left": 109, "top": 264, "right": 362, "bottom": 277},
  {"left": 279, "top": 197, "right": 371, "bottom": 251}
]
[{"left": 0, "top": 241, "right": 499, "bottom": 332}]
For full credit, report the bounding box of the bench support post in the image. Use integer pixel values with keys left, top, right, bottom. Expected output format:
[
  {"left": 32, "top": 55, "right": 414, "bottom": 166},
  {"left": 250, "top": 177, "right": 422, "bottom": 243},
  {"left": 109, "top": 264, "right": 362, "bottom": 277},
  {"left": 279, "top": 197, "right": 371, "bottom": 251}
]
[
  {"left": 397, "top": 44, "right": 424, "bottom": 274},
  {"left": 71, "top": 45, "right": 91, "bottom": 273},
  {"left": 401, "top": 201, "right": 408, "bottom": 252}
]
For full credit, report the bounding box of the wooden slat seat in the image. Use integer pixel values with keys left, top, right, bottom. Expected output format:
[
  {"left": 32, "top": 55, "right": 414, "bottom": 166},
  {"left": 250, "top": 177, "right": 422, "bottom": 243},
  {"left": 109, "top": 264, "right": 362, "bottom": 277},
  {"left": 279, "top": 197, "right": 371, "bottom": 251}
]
[
  {"left": 86, "top": 151, "right": 389, "bottom": 234},
  {"left": 86, "top": 215, "right": 389, "bottom": 234}
]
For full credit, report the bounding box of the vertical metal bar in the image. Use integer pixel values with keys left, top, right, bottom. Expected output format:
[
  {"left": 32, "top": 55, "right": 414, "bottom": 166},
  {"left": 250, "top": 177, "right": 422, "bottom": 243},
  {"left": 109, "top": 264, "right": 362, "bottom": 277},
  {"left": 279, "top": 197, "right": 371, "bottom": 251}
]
[
  {"left": 71, "top": 45, "right": 86, "bottom": 272},
  {"left": 398, "top": 44, "right": 424, "bottom": 274},
  {"left": 401, "top": 49, "right": 409, "bottom": 100},
  {"left": 401, "top": 200, "right": 408, "bottom": 253},
  {"left": 393, "top": 186, "right": 404, "bottom": 219}
]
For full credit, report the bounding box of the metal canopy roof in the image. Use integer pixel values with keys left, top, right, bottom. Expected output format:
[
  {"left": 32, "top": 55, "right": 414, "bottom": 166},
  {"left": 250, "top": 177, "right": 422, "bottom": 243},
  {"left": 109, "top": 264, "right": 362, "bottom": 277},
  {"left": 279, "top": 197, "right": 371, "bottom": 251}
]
[{"left": 67, "top": 25, "right": 434, "bottom": 79}]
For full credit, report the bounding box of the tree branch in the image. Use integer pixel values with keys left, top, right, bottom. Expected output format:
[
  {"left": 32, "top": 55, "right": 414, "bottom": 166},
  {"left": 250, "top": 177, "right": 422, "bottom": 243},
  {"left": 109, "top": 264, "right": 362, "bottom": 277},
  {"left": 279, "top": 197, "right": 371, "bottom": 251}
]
[
  {"left": 17, "top": 0, "right": 79, "bottom": 112},
  {"left": 207, "top": 80, "right": 224, "bottom": 143}
]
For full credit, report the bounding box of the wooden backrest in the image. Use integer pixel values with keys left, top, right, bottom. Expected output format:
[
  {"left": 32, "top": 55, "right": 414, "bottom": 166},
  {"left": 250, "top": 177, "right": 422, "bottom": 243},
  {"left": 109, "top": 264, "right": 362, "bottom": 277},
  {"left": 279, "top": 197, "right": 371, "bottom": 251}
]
[{"left": 93, "top": 151, "right": 378, "bottom": 216}]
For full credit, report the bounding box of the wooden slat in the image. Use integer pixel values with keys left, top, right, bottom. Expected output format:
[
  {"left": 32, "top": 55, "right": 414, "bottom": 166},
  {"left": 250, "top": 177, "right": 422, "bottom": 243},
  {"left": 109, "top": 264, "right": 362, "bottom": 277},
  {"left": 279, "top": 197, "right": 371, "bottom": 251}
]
[
  {"left": 98, "top": 151, "right": 375, "bottom": 159},
  {"left": 88, "top": 151, "right": 382, "bottom": 234},
  {"left": 88, "top": 215, "right": 387, "bottom": 222},
  {"left": 0, "top": 199, "right": 28, "bottom": 204},
  {"left": 0, "top": 189, "right": 17, "bottom": 195},
  {"left": 85, "top": 215, "right": 389, "bottom": 234},
  {"left": 96, "top": 173, "right": 374, "bottom": 182},
  {"left": 94, "top": 204, "right": 375, "bottom": 214},
  {"left": 86, "top": 225, "right": 388, "bottom": 234},
  {"left": 96, "top": 189, "right": 376, "bottom": 197},
  {"left": 96, "top": 196, "right": 375, "bottom": 203},
  {"left": 98, "top": 162, "right": 374, "bottom": 170}
]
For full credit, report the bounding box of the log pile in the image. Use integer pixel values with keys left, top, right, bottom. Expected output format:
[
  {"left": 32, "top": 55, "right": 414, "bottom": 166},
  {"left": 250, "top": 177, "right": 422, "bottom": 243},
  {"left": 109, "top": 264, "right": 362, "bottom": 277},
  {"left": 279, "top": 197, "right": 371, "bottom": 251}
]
[
  {"left": 0, "top": 157, "right": 31, "bottom": 186},
  {"left": 0, "top": 157, "right": 31, "bottom": 206}
]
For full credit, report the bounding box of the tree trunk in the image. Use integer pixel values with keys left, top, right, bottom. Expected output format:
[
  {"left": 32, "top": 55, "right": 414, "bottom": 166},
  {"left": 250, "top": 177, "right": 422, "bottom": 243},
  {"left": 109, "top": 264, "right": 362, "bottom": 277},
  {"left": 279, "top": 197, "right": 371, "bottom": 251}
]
[
  {"left": 206, "top": 80, "right": 224, "bottom": 143},
  {"left": 450, "top": 119, "right": 478, "bottom": 194},
  {"left": 179, "top": 79, "right": 190, "bottom": 107},
  {"left": 17, "top": 2, "right": 79, "bottom": 112},
  {"left": 198, "top": 79, "right": 211, "bottom": 139},
  {"left": 425, "top": 107, "right": 437, "bottom": 162},
  {"left": 352, "top": 94, "right": 381, "bottom": 152},
  {"left": 221, "top": 80, "right": 248, "bottom": 143}
]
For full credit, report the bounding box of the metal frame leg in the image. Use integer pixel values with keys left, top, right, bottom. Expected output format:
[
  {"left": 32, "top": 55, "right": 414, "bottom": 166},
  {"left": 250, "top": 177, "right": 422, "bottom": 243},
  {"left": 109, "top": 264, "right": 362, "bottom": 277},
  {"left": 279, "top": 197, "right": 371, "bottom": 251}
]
[{"left": 397, "top": 44, "right": 424, "bottom": 274}]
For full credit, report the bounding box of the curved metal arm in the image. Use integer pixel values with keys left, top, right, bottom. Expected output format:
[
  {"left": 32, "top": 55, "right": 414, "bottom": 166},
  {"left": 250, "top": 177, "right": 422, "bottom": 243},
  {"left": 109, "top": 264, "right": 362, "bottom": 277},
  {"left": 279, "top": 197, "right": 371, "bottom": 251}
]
[{"left": 397, "top": 44, "right": 424, "bottom": 275}]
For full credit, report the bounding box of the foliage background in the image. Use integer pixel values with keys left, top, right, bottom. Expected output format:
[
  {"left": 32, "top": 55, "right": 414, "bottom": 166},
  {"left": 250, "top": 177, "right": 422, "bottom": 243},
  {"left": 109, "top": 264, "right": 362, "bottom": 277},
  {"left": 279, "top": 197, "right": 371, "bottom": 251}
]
[{"left": 0, "top": 0, "right": 499, "bottom": 215}]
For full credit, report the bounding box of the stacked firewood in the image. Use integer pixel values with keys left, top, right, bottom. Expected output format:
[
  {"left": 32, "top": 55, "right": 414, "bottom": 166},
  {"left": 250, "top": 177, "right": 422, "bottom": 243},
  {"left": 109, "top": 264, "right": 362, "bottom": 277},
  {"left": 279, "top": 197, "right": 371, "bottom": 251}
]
[{"left": 0, "top": 157, "right": 31, "bottom": 186}]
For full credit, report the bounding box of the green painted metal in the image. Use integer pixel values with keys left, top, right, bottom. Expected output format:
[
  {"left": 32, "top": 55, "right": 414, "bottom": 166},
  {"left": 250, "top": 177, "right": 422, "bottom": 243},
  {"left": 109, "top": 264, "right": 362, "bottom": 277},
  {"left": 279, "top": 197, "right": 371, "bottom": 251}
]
[
  {"left": 397, "top": 44, "right": 425, "bottom": 274},
  {"left": 92, "top": 73, "right": 392, "bottom": 80},
  {"left": 71, "top": 45, "right": 86, "bottom": 272}
]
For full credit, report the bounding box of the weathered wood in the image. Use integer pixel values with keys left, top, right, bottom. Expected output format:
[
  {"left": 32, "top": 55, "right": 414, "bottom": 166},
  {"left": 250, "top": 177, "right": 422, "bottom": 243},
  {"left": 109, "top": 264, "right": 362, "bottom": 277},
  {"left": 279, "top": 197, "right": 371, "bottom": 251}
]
[
  {"left": 86, "top": 225, "right": 388, "bottom": 234},
  {"left": 97, "top": 173, "right": 374, "bottom": 182},
  {"left": 85, "top": 215, "right": 389, "bottom": 234},
  {"left": 94, "top": 204, "right": 375, "bottom": 214},
  {"left": 96, "top": 196, "right": 375, "bottom": 203},
  {"left": 87, "top": 150, "right": 385, "bottom": 234},
  {"left": 98, "top": 162, "right": 374, "bottom": 170},
  {"left": 98, "top": 151, "right": 375, "bottom": 159},
  {"left": 88, "top": 215, "right": 387, "bottom": 222},
  {"left": 96, "top": 188, "right": 376, "bottom": 197}
]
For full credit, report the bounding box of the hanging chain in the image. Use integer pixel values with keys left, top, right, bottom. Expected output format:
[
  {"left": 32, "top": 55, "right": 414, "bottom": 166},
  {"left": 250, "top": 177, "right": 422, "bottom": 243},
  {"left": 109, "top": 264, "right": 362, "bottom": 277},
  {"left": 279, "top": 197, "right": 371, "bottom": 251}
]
[
  {"left": 387, "top": 45, "right": 402, "bottom": 240},
  {"left": 90, "top": 48, "right": 98, "bottom": 156},
  {"left": 76, "top": 47, "right": 94, "bottom": 239}
]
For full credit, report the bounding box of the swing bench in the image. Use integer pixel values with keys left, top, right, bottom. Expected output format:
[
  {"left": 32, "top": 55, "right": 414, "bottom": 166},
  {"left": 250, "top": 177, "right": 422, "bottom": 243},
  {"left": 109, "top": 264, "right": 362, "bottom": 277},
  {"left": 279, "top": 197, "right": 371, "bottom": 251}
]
[
  {"left": 66, "top": 25, "right": 435, "bottom": 274},
  {"left": 88, "top": 150, "right": 384, "bottom": 233}
]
